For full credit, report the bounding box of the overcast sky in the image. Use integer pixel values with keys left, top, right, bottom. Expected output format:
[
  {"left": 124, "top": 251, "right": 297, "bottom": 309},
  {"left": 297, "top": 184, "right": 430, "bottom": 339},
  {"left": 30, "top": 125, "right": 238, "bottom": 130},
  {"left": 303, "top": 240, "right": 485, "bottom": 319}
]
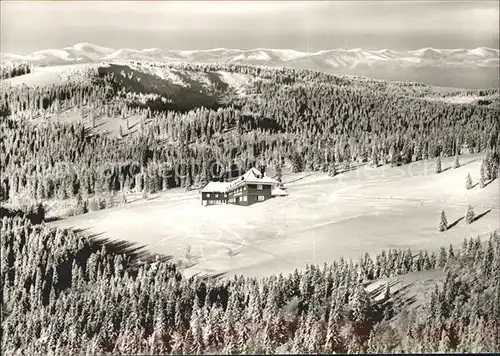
[{"left": 1, "top": 1, "right": 498, "bottom": 53}]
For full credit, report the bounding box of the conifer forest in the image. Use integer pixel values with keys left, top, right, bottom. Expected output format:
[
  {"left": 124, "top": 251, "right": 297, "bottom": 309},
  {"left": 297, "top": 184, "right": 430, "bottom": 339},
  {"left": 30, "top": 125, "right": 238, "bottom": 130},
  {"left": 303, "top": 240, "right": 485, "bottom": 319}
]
[{"left": 1, "top": 1, "right": 500, "bottom": 355}]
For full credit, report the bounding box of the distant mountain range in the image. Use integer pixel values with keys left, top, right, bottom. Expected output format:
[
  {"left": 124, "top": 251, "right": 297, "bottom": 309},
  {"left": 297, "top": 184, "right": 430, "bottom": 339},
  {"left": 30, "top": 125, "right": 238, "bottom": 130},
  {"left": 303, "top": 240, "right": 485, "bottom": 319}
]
[{"left": 2, "top": 43, "right": 499, "bottom": 88}]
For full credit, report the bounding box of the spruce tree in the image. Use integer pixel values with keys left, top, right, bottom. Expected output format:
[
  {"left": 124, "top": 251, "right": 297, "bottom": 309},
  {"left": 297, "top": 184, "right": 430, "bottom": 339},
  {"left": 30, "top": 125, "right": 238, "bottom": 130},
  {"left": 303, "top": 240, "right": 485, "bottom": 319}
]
[
  {"left": 328, "top": 162, "right": 337, "bottom": 177},
  {"left": 291, "top": 151, "right": 304, "bottom": 173},
  {"left": 435, "top": 156, "right": 442, "bottom": 174},
  {"left": 370, "top": 147, "right": 378, "bottom": 168},
  {"left": 491, "top": 149, "right": 499, "bottom": 180},
  {"left": 438, "top": 329, "right": 452, "bottom": 353},
  {"left": 275, "top": 161, "right": 283, "bottom": 186},
  {"left": 439, "top": 210, "right": 448, "bottom": 232},
  {"left": 465, "top": 173, "right": 473, "bottom": 190},
  {"left": 142, "top": 176, "right": 148, "bottom": 200},
  {"left": 184, "top": 171, "right": 192, "bottom": 192},
  {"left": 483, "top": 150, "right": 492, "bottom": 180},
  {"left": 465, "top": 204, "right": 475, "bottom": 224},
  {"left": 479, "top": 161, "right": 486, "bottom": 188},
  {"left": 453, "top": 154, "right": 460, "bottom": 169},
  {"left": 384, "top": 283, "right": 391, "bottom": 301},
  {"left": 437, "top": 246, "right": 447, "bottom": 268}
]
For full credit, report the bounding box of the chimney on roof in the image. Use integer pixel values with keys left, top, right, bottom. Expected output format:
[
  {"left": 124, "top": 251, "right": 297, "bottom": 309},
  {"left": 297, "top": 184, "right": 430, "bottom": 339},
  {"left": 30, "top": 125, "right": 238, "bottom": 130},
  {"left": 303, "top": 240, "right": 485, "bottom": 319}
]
[{"left": 259, "top": 164, "right": 266, "bottom": 177}]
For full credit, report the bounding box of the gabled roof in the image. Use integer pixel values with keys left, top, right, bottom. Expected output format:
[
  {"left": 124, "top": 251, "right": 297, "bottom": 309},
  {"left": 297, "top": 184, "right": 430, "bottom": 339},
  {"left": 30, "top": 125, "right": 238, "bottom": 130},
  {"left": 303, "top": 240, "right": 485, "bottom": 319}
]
[
  {"left": 227, "top": 167, "right": 279, "bottom": 191},
  {"left": 246, "top": 167, "right": 263, "bottom": 179},
  {"left": 200, "top": 168, "right": 281, "bottom": 194},
  {"left": 200, "top": 181, "right": 230, "bottom": 193}
]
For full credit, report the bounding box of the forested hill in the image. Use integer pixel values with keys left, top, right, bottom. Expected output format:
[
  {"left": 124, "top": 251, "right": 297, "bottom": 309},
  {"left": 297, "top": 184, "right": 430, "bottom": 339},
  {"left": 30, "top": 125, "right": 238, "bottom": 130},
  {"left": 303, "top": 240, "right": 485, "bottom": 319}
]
[
  {"left": 1, "top": 61, "right": 499, "bottom": 216},
  {"left": 1, "top": 216, "right": 499, "bottom": 354}
]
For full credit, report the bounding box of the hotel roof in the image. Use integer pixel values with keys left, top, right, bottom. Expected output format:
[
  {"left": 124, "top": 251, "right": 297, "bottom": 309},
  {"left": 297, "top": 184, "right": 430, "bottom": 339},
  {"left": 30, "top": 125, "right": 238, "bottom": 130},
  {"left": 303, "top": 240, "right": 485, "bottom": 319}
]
[
  {"left": 200, "top": 168, "right": 280, "bottom": 193},
  {"left": 227, "top": 167, "right": 279, "bottom": 190},
  {"left": 200, "top": 181, "right": 230, "bottom": 193}
]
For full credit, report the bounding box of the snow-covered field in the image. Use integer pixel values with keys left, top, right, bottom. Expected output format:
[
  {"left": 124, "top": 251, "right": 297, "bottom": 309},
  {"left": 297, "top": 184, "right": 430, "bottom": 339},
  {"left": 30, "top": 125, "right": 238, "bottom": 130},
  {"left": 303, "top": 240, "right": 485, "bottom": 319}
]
[
  {"left": 424, "top": 95, "right": 486, "bottom": 105},
  {"left": 16, "top": 105, "right": 143, "bottom": 138},
  {"left": 365, "top": 269, "right": 446, "bottom": 314},
  {"left": 2, "top": 62, "right": 255, "bottom": 106},
  {"left": 50, "top": 154, "right": 499, "bottom": 278},
  {"left": 216, "top": 70, "right": 253, "bottom": 96},
  {"left": 2, "top": 63, "right": 98, "bottom": 87}
]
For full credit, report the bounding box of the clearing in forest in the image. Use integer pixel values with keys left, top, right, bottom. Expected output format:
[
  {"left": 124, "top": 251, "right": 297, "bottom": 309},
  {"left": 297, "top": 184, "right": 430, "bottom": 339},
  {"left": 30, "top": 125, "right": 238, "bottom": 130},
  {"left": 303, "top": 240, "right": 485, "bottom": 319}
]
[{"left": 50, "top": 153, "right": 500, "bottom": 277}]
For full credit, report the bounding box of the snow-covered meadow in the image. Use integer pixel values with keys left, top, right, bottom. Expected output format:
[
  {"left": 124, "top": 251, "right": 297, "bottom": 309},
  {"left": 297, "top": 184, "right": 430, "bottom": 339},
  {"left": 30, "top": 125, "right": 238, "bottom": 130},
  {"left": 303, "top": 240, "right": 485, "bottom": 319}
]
[{"left": 50, "top": 153, "right": 500, "bottom": 277}]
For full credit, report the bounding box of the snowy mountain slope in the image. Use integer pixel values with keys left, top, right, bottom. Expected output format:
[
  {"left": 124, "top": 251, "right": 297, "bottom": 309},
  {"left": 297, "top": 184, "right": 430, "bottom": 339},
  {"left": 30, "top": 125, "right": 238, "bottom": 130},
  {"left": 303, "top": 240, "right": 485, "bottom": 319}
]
[
  {"left": 2, "top": 43, "right": 498, "bottom": 88},
  {"left": 102, "top": 48, "right": 160, "bottom": 62},
  {"left": 4, "top": 43, "right": 497, "bottom": 68},
  {"left": 63, "top": 43, "right": 114, "bottom": 61},
  {"left": 1, "top": 43, "right": 114, "bottom": 66}
]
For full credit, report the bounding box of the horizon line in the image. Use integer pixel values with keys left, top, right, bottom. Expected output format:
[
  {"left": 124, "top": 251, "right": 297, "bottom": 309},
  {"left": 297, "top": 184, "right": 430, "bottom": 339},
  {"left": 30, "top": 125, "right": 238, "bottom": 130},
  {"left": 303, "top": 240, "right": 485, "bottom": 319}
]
[{"left": 3, "top": 42, "right": 500, "bottom": 56}]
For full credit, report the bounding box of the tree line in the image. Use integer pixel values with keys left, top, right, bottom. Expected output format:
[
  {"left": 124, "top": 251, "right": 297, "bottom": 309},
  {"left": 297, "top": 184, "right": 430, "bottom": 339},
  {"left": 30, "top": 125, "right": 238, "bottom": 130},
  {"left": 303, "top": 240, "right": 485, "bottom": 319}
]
[
  {"left": 1, "top": 216, "right": 499, "bottom": 355},
  {"left": 0, "top": 61, "right": 32, "bottom": 80}
]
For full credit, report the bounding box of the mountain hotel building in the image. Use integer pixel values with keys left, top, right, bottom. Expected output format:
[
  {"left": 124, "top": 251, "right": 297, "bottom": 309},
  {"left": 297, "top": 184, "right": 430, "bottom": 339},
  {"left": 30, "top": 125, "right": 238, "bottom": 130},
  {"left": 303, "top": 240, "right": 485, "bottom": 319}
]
[{"left": 200, "top": 167, "right": 288, "bottom": 206}]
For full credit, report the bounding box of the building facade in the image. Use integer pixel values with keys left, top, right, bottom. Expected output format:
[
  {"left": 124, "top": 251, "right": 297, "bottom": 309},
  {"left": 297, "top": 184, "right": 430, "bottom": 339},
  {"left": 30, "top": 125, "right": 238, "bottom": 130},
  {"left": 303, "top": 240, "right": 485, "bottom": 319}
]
[
  {"left": 226, "top": 183, "right": 273, "bottom": 206},
  {"left": 200, "top": 168, "right": 287, "bottom": 206},
  {"left": 200, "top": 182, "right": 229, "bottom": 206}
]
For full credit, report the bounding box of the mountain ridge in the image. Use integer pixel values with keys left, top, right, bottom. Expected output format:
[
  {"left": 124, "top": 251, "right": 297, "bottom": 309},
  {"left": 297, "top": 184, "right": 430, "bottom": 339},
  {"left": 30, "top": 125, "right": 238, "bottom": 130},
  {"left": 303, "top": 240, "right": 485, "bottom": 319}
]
[
  {"left": 3, "top": 42, "right": 498, "bottom": 66},
  {"left": 2, "top": 43, "right": 499, "bottom": 89}
]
